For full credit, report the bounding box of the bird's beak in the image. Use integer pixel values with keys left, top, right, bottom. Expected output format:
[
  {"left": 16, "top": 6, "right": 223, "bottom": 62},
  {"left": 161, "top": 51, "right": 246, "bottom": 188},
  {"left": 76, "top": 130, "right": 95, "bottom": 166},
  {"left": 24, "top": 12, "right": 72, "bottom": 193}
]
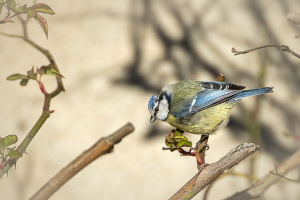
[{"left": 150, "top": 116, "right": 156, "bottom": 123}]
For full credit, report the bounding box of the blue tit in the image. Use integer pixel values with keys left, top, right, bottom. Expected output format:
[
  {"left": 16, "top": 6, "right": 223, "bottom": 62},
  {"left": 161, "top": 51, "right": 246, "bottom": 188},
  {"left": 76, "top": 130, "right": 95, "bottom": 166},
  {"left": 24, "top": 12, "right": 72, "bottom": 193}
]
[{"left": 148, "top": 80, "right": 273, "bottom": 135}]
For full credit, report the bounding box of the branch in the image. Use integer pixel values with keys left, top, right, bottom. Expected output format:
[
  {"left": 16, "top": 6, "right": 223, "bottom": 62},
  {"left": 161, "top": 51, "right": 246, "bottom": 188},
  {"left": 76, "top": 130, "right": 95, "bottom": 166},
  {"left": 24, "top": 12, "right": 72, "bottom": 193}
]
[
  {"left": 225, "top": 148, "right": 300, "bottom": 200},
  {"left": 30, "top": 123, "right": 135, "bottom": 200},
  {"left": 169, "top": 143, "right": 260, "bottom": 200},
  {"left": 232, "top": 45, "right": 300, "bottom": 60},
  {"left": 269, "top": 164, "right": 300, "bottom": 183},
  {"left": 0, "top": 15, "right": 65, "bottom": 177}
]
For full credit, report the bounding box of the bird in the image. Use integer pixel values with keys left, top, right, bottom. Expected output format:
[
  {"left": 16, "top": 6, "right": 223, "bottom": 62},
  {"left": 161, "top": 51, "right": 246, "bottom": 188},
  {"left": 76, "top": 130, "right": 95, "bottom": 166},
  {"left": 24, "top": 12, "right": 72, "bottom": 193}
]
[{"left": 148, "top": 80, "right": 273, "bottom": 135}]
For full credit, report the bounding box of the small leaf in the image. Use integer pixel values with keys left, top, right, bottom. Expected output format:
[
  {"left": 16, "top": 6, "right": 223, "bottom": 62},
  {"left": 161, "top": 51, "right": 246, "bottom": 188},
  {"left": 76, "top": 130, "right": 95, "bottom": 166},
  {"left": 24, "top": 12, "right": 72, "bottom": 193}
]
[
  {"left": 39, "top": 65, "right": 64, "bottom": 78},
  {"left": 45, "top": 69, "right": 65, "bottom": 78},
  {"left": 20, "top": 78, "right": 29, "bottom": 86},
  {"left": 27, "top": 8, "right": 37, "bottom": 18},
  {"left": 7, "top": 74, "right": 28, "bottom": 81},
  {"left": 17, "top": 4, "right": 27, "bottom": 13},
  {"left": 6, "top": 0, "right": 16, "bottom": 12},
  {"left": 8, "top": 150, "right": 22, "bottom": 159},
  {"left": 31, "top": 3, "right": 55, "bottom": 15},
  {"left": 35, "top": 13, "right": 48, "bottom": 38},
  {"left": 39, "top": 65, "right": 49, "bottom": 76},
  {"left": 0, "top": 138, "right": 3, "bottom": 149},
  {"left": 3, "top": 135, "right": 18, "bottom": 148},
  {"left": 27, "top": 67, "right": 36, "bottom": 80}
]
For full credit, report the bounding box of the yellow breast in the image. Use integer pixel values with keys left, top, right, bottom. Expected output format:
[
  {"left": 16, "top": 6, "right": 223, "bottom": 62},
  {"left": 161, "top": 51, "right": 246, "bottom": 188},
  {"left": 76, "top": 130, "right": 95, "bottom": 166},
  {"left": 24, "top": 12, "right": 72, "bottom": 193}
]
[{"left": 167, "top": 102, "right": 235, "bottom": 135}]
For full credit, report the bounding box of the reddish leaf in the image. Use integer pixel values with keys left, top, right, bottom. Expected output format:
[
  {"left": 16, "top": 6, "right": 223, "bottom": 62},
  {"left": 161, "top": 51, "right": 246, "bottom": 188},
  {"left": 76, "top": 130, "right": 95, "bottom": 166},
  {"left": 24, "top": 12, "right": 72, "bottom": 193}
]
[
  {"left": 31, "top": 3, "right": 55, "bottom": 15},
  {"left": 35, "top": 13, "right": 48, "bottom": 38}
]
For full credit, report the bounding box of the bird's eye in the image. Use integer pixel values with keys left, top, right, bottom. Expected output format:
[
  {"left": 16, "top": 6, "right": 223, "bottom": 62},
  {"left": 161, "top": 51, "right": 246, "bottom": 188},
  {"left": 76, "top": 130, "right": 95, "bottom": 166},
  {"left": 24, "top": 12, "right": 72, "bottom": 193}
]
[{"left": 155, "top": 107, "right": 159, "bottom": 111}]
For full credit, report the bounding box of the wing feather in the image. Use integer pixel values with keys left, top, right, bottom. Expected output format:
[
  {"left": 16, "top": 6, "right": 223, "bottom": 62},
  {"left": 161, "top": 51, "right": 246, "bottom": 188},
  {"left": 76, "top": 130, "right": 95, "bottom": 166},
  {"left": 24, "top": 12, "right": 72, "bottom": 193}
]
[{"left": 171, "top": 81, "right": 244, "bottom": 118}]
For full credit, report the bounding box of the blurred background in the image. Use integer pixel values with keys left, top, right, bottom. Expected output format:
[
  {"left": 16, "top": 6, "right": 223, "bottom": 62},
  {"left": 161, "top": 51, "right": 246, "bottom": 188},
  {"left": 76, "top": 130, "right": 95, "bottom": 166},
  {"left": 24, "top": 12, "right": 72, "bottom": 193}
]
[{"left": 0, "top": 0, "right": 300, "bottom": 199}]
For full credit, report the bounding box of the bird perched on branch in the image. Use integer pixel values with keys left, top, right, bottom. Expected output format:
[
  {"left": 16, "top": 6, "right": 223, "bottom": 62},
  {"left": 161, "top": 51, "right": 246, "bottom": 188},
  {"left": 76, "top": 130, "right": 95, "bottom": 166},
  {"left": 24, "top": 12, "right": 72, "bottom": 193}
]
[{"left": 148, "top": 80, "right": 273, "bottom": 135}]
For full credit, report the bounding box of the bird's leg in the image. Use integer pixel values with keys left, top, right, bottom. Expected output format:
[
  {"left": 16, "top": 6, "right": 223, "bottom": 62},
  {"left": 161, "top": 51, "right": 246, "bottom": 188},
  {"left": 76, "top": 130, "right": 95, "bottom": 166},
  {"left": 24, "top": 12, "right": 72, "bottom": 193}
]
[{"left": 192, "top": 134, "right": 210, "bottom": 166}]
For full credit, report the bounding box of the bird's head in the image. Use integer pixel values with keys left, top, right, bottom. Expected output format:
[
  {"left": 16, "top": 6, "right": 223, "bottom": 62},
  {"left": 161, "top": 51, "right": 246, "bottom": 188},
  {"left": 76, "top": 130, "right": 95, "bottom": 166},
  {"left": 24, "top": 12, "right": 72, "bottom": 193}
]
[{"left": 148, "top": 88, "right": 171, "bottom": 123}]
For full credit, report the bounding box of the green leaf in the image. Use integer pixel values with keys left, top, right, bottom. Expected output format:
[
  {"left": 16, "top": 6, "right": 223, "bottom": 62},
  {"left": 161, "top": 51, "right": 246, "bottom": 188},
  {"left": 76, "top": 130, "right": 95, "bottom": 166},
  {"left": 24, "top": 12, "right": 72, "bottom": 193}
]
[
  {"left": 0, "top": 138, "right": 3, "bottom": 149},
  {"left": 45, "top": 69, "right": 64, "bottom": 78},
  {"left": 31, "top": 3, "right": 55, "bottom": 15},
  {"left": 27, "top": 67, "right": 36, "bottom": 80},
  {"left": 3, "top": 135, "right": 18, "bottom": 148},
  {"left": 39, "top": 65, "right": 64, "bottom": 78},
  {"left": 20, "top": 78, "right": 29, "bottom": 86},
  {"left": 36, "top": 67, "right": 39, "bottom": 80},
  {"left": 27, "top": 8, "right": 37, "bottom": 18},
  {"left": 6, "top": 0, "right": 17, "bottom": 12},
  {"left": 8, "top": 150, "right": 22, "bottom": 159},
  {"left": 17, "top": 4, "right": 27, "bottom": 13},
  {"left": 35, "top": 13, "right": 48, "bottom": 38},
  {"left": 7, "top": 74, "right": 28, "bottom": 81}
]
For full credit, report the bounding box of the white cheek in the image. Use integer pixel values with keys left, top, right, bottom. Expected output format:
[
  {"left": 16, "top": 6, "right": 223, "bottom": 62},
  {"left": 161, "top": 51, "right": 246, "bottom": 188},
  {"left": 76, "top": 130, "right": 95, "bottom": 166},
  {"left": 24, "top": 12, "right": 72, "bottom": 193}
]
[{"left": 156, "top": 98, "right": 169, "bottom": 121}]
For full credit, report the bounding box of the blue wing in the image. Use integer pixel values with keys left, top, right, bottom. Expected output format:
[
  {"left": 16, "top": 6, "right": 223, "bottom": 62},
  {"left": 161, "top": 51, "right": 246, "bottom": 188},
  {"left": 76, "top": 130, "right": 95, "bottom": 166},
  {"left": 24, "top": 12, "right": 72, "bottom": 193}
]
[
  {"left": 172, "top": 81, "right": 272, "bottom": 118},
  {"left": 173, "top": 89, "right": 240, "bottom": 118}
]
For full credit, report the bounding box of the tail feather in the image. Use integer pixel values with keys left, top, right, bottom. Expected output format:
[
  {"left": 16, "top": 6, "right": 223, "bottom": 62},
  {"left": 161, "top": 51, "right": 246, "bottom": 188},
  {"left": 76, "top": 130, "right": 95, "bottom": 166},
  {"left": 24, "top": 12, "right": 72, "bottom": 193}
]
[{"left": 233, "top": 87, "right": 273, "bottom": 100}]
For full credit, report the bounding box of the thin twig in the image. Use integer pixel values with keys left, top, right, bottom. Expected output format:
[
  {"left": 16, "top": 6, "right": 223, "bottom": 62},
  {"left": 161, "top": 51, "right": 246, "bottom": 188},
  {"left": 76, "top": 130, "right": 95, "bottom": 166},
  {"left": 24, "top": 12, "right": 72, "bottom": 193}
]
[
  {"left": 30, "top": 123, "right": 135, "bottom": 200},
  {"left": 269, "top": 164, "right": 300, "bottom": 183},
  {"left": 169, "top": 143, "right": 260, "bottom": 200},
  {"left": 0, "top": 31, "right": 23, "bottom": 38},
  {"left": 225, "top": 148, "right": 300, "bottom": 200},
  {"left": 232, "top": 45, "right": 300, "bottom": 60}
]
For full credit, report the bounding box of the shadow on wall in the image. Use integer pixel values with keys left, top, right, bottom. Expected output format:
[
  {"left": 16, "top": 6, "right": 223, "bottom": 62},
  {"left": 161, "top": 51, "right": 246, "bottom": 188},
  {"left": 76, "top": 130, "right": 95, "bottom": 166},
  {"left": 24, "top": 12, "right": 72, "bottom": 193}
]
[{"left": 112, "top": 0, "right": 300, "bottom": 162}]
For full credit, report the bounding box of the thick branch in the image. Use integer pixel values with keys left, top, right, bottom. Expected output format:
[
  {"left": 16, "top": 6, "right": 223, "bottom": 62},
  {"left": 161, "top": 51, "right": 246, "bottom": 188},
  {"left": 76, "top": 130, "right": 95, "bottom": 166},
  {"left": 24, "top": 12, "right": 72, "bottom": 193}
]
[
  {"left": 30, "top": 123, "right": 135, "bottom": 200},
  {"left": 170, "top": 143, "right": 260, "bottom": 200},
  {"left": 225, "top": 148, "right": 300, "bottom": 200}
]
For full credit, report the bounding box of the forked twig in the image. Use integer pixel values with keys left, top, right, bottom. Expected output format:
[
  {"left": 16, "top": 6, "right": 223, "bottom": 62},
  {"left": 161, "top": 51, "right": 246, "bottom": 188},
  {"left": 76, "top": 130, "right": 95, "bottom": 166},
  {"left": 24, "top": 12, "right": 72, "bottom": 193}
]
[{"left": 232, "top": 45, "right": 300, "bottom": 60}]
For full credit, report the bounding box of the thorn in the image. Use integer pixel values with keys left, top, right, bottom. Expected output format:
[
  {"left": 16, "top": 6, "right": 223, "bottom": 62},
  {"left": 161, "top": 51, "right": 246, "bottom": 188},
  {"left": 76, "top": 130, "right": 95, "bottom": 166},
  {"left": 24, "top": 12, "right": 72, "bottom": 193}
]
[
  {"left": 50, "top": 110, "right": 55, "bottom": 113},
  {"left": 0, "top": 160, "right": 5, "bottom": 170}
]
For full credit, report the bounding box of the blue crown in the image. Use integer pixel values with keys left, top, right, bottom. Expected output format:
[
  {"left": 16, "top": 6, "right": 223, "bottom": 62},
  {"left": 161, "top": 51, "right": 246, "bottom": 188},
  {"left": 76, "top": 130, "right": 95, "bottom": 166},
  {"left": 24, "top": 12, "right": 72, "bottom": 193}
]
[{"left": 148, "top": 95, "right": 155, "bottom": 110}]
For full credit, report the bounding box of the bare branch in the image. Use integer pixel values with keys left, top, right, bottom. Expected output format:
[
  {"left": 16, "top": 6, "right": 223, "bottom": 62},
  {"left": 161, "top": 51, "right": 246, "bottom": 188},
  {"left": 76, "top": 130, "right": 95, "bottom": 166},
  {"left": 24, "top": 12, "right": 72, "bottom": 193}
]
[
  {"left": 30, "top": 123, "right": 135, "bottom": 200},
  {"left": 225, "top": 148, "right": 300, "bottom": 200},
  {"left": 169, "top": 143, "right": 260, "bottom": 200},
  {"left": 269, "top": 164, "right": 300, "bottom": 183},
  {"left": 232, "top": 45, "right": 300, "bottom": 60}
]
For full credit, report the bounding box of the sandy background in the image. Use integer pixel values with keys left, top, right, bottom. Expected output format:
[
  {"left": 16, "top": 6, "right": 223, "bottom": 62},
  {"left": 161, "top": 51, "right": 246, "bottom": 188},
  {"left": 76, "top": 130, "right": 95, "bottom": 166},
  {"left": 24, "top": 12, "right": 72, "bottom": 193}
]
[{"left": 1, "top": 0, "right": 300, "bottom": 199}]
